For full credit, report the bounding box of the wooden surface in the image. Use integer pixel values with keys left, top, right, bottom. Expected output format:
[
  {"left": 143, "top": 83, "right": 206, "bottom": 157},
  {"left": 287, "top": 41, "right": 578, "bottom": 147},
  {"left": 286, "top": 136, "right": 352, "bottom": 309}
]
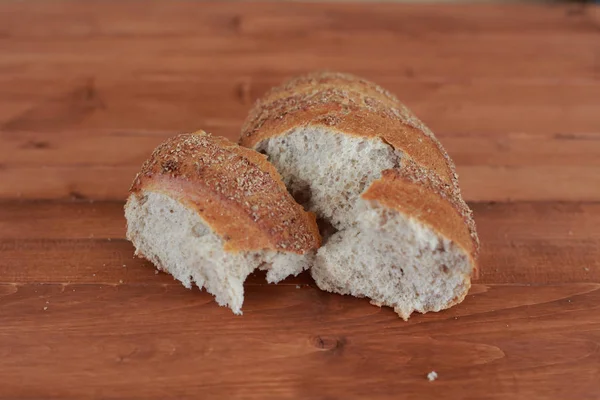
[{"left": 1, "top": 2, "right": 600, "bottom": 399}]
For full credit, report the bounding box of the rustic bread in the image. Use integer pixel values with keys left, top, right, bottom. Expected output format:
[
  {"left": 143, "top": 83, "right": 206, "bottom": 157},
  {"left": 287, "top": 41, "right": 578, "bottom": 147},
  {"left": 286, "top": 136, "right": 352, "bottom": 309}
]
[
  {"left": 125, "top": 131, "right": 321, "bottom": 314},
  {"left": 240, "top": 72, "right": 479, "bottom": 320}
]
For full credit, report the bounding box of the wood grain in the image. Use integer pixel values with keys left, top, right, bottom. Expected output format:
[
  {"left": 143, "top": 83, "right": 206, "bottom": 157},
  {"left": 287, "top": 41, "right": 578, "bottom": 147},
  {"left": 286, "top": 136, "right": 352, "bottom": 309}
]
[
  {"left": 0, "top": 282, "right": 599, "bottom": 400},
  {"left": 1, "top": 77, "right": 599, "bottom": 135},
  {"left": 1, "top": 2, "right": 599, "bottom": 399},
  {"left": 0, "top": 2, "right": 599, "bottom": 202}
]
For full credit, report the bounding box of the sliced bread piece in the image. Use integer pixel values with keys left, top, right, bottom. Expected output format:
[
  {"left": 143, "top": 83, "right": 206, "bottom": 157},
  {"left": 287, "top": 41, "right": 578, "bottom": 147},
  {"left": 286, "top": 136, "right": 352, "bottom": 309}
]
[
  {"left": 240, "top": 72, "right": 479, "bottom": 319},
  {"left": 125, "top": 131, "right": 321, "bottom": 314},
  {"left": 313, "top": 165, "right": 476, "bottom": 320}
]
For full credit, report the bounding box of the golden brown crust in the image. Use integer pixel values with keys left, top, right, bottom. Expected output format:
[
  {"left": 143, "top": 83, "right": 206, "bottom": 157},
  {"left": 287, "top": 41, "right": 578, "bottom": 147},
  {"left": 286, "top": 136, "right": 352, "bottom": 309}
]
[
  {"left": 129, "top": 131, "right": 321, "bottom": 254},
  {"left": 362, "top": 160, "right": 480, "bottom": 266},
  {"left": 259, "top": 71, "right": 402, "bottom": 109},
  {"left": 240, "top": 71, "right": 459, "bottom": 188}
]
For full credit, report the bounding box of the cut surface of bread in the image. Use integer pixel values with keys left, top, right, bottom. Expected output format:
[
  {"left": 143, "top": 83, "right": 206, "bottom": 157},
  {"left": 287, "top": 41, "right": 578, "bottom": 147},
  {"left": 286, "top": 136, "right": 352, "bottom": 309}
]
[
  {"left": 257, "top": 126, "right": 400, "bottom": 230},
  {"left": 125, "top": 131, "right": 320, "bottom": 314},
  {"left": 314, "top": 199, "right": 471, "bottom": 320},
  {"left": 242, "top": 72, "right": 479, "bottom": 319}
]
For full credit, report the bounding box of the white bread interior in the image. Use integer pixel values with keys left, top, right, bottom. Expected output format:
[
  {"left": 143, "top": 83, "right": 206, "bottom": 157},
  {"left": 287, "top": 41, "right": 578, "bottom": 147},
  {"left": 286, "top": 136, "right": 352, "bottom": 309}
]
[
  {"left": 257, "top": 126, "right": 472, "bottom": 319},
  {"left": 258, "top": 126, "right": 400, "bottom": 230},
  {"left": 313, "top": 200, "right": 471, "bottom": 320},
  {"left": 125, "top": 191, "right": 313, "bottom": 315}
]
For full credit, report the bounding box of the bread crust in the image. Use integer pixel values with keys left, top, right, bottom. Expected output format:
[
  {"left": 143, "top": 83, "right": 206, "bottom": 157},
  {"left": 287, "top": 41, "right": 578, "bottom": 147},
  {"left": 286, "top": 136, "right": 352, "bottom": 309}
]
[
  {"left": 362, "top": 160, "right": 479, "bottom": 265},
  {"left": 240, "top": 71, "right": 459, "bottom": 188},
  {"left": 129, "top": 131, "right": 321, "bottom": 254},
  {"left": 240, "top": 72, "right": 479, "bottom": 270}
]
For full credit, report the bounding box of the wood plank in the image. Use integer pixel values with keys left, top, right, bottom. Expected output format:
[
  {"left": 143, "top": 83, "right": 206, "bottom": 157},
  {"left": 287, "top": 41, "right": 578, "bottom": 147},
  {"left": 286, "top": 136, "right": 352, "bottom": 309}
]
[
  {"left": 459, "top": 165, "right": 600, "bottom": 202},
  {"left": 1, "top": 30, "right": 597, "bottom": 81},
  {"left": 2, "top": 130, "right": 600, "bottom": 201},
  {"left": 0, "top": 4, "right": 598, "bottom": 135},
  {"left": 0, "top": 200, "right": 127, "bottom": 240},
  {"left": 1, "top": 77, "right": 599, "bottom": 136},
  {"left": 1, "top": 2, "right": 597, "bottom": 38},
  {"left": 1, "top": 201, "right": 599, "bottom": 285},
  {"left": 474, "top": 202, "right": 600, "bottom": 283},
  {"left": 0, "top": 3, "right": 597, "bottom": 82},
  {"left": 0, "top": 282, "right": 599, "bottom": 399}
]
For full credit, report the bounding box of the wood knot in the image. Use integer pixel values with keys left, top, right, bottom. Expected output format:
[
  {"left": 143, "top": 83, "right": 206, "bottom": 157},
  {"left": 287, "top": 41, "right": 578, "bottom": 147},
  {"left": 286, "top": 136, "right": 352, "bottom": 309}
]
[
  {"left": 236, "top": 80, "right": 252, "bottom": 105},
  {"left": 22, "top": 140, "right": 50, "bottom": 149},
  {"left": 69, "top": 190, "right": 87, "bottom": 200},
  {"left": 230, "top": 15, "right": 243, "bottom": 34},
  {"left": 311, "top": 335, "right": 346, "bottom": 353}
]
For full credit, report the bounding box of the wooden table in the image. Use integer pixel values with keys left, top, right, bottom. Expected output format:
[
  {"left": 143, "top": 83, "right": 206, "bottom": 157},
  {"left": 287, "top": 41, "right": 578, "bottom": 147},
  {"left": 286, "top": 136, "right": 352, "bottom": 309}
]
[{"left": 1, "top": 2, "right": 599, "bottom": 399}]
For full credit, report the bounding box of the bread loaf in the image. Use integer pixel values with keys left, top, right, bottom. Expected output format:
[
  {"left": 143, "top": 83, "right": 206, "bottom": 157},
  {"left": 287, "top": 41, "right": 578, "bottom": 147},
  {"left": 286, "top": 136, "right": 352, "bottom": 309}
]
[
  {"left": 125, "top": 131, "right": 321, "bottom": 314},
  {"left": 240, "top": 72, "right": 479, "bottom": 319}
]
